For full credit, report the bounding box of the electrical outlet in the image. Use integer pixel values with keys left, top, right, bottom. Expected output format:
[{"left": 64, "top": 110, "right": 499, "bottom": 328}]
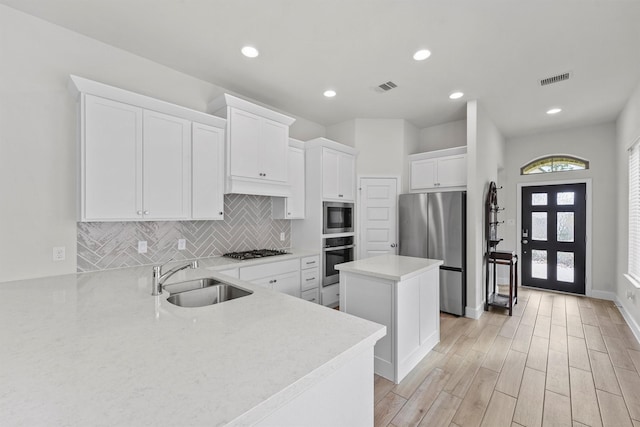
[
  {"left": 178, "top": 239, "right": 186, "bottom": 250},
  {"left": 52, "top": 246, "right": 65, "bottom": 261},
  {"left": 137, "top": 241, "right": 147, "bottom": 254},
  {"left": 280, "top": 232, "right": 285, "bottom": 241}
]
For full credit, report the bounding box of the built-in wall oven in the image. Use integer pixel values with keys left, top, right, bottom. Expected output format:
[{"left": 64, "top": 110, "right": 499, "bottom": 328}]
[
  {"left": 323, "top": 202, "right": 354, "bottom": 234},
  {"left": 322, "top": 235, "right": 355, "bottom": 286}
]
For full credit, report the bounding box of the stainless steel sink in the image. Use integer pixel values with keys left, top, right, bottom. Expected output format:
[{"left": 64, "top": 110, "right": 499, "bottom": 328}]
[
  {"left": 163, "top": 278, "right": 222, "bottom": 294},
  {"left": 166, "top": 282, "right": 252, "bottom": 308}
]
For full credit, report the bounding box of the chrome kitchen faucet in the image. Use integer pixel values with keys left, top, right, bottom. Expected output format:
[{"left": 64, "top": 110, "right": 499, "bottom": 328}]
[{"left": 151, "top": 259, "right": 199, "bottom": 296}]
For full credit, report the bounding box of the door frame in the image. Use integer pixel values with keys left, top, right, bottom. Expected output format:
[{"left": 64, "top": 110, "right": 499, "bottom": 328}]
[
  {"left": 357, "top": 175, "right": 401, "bottom": 260},
  {"left": 516, "top": 178, "right": 592, "bottom": 296}
]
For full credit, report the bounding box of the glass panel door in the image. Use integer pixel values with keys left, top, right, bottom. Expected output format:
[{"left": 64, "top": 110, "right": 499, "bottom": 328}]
[{"left": 521, "top": 183, "right": 586, "bottom": 294}]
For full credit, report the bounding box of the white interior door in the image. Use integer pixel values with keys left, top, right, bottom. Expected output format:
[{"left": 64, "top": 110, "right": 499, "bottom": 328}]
[{"left": 358, "top": 177, "right": 398, "bottom": 259}]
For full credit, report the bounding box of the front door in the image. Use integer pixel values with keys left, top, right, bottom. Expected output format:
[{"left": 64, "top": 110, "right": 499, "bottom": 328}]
[
  {"left": 358, "top": 177, "right": 398, "bottom": 259},
  {"left": 521, "top": 183, "right": 586, "bottom": 294}
]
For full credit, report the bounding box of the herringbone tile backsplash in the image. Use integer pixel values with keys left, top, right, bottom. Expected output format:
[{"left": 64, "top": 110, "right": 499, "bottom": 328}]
[{"left": 77, "top": 194, "right": 290, "bottom": 272}]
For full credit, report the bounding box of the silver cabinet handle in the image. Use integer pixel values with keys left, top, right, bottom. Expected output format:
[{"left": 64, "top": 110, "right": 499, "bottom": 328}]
[
  {"left": 338, "top": 194, "right": 343, "bottom": 197},
  {"left": 143, "top": 211, "right": 149, "bottom": 215},
  {"left": 305, "top": 277, "right": 316, "bottom": 281},
  {"left": 219, "top": 211, "right": 223, "bottom": 215},
  {"left": 390, "top": 243, "right": 397, "bottom": 248},
  {"left": 137, "top": 210, "right": 143, "bottom": 215},
  {"left": 305, "top": 261, "right": 315, "bottom": 265}
]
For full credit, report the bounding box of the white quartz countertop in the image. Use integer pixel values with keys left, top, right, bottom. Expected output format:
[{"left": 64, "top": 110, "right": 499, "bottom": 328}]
[
  {"left": 0, "top": 251, "right": 385, "bottom": 427},
  {"left": 336, "top": 254, "right": 444, "bottom": 281}
]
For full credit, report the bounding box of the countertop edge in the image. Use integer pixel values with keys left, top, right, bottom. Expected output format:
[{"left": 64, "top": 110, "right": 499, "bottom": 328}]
[{"left": 227, "top": 325, "right": 386, "bottom": 426}]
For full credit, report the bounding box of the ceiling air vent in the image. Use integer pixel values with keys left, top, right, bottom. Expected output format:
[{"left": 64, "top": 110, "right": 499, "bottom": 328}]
[
  {"left": 540, "top": 72, "right": 571, "bottom": 86},
  {"left": 377, "top": 81, "right": 398, "bottom": 92}
]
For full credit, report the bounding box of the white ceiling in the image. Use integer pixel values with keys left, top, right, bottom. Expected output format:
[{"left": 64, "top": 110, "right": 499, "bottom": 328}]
[{"left": 4, "top": 0, "right": 640, "bottom": 137}]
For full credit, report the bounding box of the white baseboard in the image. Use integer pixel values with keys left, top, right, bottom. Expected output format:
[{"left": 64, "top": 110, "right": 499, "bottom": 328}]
[
  {"left": 617, "top": 298, "right": 640, "bottom": 345},
  {"left": 590, "top": 290, "right": 640, "bottom": 345},
  {"left": 465, "top": 302, "right": 485, "bottom": 319},
  {"left": 590, "top": 290, "right": 617, "bottom": 301}
]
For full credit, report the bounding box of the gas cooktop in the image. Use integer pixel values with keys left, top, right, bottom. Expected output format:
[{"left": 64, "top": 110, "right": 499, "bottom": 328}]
[{"left": 223, "top": 249, "right": 290, "bottom": 260}]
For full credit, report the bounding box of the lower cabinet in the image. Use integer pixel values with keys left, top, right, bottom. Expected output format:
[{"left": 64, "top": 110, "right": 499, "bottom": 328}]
[
  {"left": 240, "top": 259, "right": 301, "bottom": 298},
  {"left": 321, "top": 284, "right": 340, "bottom": 308}
]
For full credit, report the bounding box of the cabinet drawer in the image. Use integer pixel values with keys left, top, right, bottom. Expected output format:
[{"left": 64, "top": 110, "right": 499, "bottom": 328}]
[
  {"left": 301, "top": 289, "right": 319, "bottom": 304},
  {"left": 240, "top": 259, "right": 299, "bottom": 281},
  {"left": 301, "top": 268, "right": 320, "bottom": 291},
  {"left": 301, "top": 255, "right": 320, "bottom": 269}
]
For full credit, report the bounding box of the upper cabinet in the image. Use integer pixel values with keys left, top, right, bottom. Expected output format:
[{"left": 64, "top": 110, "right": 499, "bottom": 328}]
[
  {"left": 409, "top": 146, "right": 467, "bottom": 192},
  {"left": 70, "top": 75, "right": 226, "bottom": 222},
  {"left": 322, "top": 147, "right": 356, "bottom": 201},
  {"left": 272, "top": 139, "right": 306, "bottom": 219},
  {"left": 208, "top": 94, "right": 295, "bottom": 198}
]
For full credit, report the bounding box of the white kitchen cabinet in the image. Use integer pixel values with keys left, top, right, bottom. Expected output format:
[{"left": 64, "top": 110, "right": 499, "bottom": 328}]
[
  {"left": 192, "top": 122, "right": 225, "bottom": 220},
  {"left": 208, "top": 94, "right": 295, "bottom": 198},
  {"left": 142, "top": 110, "right": 191, "bottom": 220},
  {"left": 409, "top": 147, "right": 467, "bottom": 191},
  {"left": 321, "top": 283, "right": 340, "bottom": 307},
  {"left": 71, "top": 76, "right": 226, "bottom": 222},
  {"left": 240, "top": 258, "right": 301, "bottom": 298},
  {"left": 82, "top": 95, "right": 143, "bottom": 221},
  {"left": 272, "top": 141, "right": 305, "bottom": 219},
  {"left": 82, "top": 96, "right": 191, "bottom": 221},
  {"left": 300, "top": 255, "right": 319, "bottom": 304},
  {"left": 322, "top": 147, "right": 355, "bottom": 201}
]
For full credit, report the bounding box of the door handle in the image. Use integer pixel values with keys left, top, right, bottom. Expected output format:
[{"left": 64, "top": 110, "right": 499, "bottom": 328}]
[{"left": 390, "top": 243, "right": 397, "bottom": 248}]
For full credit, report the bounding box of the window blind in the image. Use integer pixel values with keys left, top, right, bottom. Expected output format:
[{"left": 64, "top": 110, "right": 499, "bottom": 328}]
[{"left": 629, "top": 142, "right": 640, "bottom": 281}]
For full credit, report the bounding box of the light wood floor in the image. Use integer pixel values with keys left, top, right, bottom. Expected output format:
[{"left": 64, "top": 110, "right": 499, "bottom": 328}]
[{"left": 374, "top": 287, "right": 640, "bottom": 427}]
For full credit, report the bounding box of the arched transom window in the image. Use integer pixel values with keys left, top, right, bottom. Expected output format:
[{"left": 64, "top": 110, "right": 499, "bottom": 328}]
[{"left": 521, "top": 155, "right": 589, "bottom": 175}]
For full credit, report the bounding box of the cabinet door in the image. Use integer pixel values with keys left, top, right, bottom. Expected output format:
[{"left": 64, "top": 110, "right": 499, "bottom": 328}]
[
  {"left": 436, "top": 154, "right": 467, "bottom": 187},
  {"left": 410, "top": 158, "right": 437, "bottom": 190},
  {"left": 192, "top": 122, "right": 225, "bottom": 220},
  {"left": 228, "top": 108, "right": 260, "bottom": 179},
  {"left": 83, "top": 95, "right": 143, "bottom": 220},
  {"left": 337, "top": 152, "right": 355, "bottom": 201},
  {"left": 260, "top": 119, "right": 288, "bottom": 182},
  {"left": 271, "top": 271, "right": 301, "bottom": 298},
  {"left": 322, "top": 148, "right": 339, "bottom": 199},
  {"left": 143, "top": 110, "right": 191, "bottom": 220},
  {"left": 287, "top": 147, "right": 305, "bottom": 218}
]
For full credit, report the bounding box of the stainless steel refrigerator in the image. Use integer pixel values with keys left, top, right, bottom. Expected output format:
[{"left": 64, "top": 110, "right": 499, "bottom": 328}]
[{"left": 399, "top": 192, "right": 466, "bottom": 316}]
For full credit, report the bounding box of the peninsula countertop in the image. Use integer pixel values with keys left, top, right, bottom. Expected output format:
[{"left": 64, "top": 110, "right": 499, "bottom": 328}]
[
  {"left": 335, "top": 254, "right": 444, "bottom": 281},
  {"left": 0, "top": 252, "right": 385, "bottom": 426}
]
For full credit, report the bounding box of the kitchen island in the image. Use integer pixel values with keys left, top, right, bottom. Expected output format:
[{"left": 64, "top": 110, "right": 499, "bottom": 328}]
[
  {"left": 0, "top": 254, "right": 385, "bottom": 426},
  {"left": 336, "top": 254, "right": 443, "bottom": 383}
]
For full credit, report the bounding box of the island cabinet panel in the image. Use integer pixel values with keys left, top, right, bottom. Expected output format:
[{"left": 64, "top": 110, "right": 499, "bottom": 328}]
[
  {"left": 340, "top": 274, "right": 394, "bottom": 379},
  {"left": 255, "top": 345, "right": 374, "bottom": 427},
  {"left": 339, "top": 264, "right": 440, "bottom": 384}
]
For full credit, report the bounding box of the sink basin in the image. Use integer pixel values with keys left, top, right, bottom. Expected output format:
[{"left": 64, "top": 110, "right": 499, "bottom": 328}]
[
  {"left": 166, "top": 283, "right": 252, "bottom": 308},
  {"left": 163, "top": 278, "right": 222, "bottom": 294}
]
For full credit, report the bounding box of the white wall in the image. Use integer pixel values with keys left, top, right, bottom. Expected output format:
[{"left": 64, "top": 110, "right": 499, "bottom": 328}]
[
  {"left": 501, "top": 123, "right": 617, "bottom": 297},
  {"left": 616, "top": 80, "right": 640, "bottom": 332},
  {"left": 326, "top": 120, "right": 356, "bottom": 147},
  {"left": 466, "top": 101, "right": 505, "bottom": 317},
  {"left": 353, "top": 119, "right": 406, "bottom": 176},
  {"left": 0, "top": 5, "right": 324, "bottom": 282},
  {"left": 417, "top": 119, "right": 467, "bottom": 153}
]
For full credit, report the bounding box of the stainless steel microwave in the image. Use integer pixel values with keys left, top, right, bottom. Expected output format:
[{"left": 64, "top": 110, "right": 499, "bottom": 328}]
[{"left": 323, "top": 202, "right": 354, "bottom": 234}]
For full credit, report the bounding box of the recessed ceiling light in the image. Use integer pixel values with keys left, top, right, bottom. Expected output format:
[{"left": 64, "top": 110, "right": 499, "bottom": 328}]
[
  {"left": 241, "top": 46, "right": 259, "bottom": 58},
  {"left": 323, "top": 90, "right": 336, "bottom": 98},
  {"left": 449, "top": 91, "right": 464, "bottom": 100},
  {"left": 413, "top": 49, "right": 431, "bottom": 61},
  {"left": 546, "top": 108, "right": 562, "bottom": 115}
]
